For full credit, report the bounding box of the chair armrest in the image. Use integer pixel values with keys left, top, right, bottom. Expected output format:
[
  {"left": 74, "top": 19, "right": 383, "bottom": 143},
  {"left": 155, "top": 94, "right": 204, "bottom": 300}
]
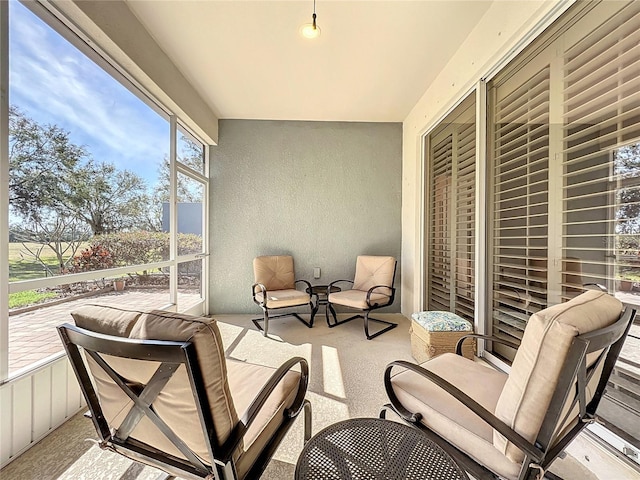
[
  {"left": 455, "top": 334, "right": 520, "bottom": 356},
  {"left": 295, "top": 279, "right": 313, "bottom": 294},
  {"left": 251, "top": 283, "right": 267, "bottom": 304},
  {"left": 384, "top": 360, "right": 544, "bottom": 462},
  {"left": 219, "top": 357, "right": 309, "bottom": 461},
  {"left": 328, "top": 279, "right": 354, "bottom": 290},
  {"left": 365, "top": 285, "right": 395, "bottom": 307}
]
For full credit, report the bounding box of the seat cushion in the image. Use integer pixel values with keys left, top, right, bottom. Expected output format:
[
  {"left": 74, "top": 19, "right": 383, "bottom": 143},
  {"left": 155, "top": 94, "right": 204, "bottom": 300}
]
[
  {"left": 494, "top": 290, "right": 623, "bottom": 463},
  {"left": 255, "top": 288, "right": 310, "bottom": 308},
  {"left": 227, "top": 359, "right": 301, "bottom": 478},
  {"left": 389, "top": 353, "right": 520, "bottom": 479},
  {"left": 352, "top": 256, "right": 395, "bottom": 296},
  {"left": 254, "top": 255, "right": 295, "bottom": 291},
  {"left": 71, "top": 305, "right": 238, "bottom": 464},
  {"left": 328, "top": 289, "right": 390, "bottom": 309}
]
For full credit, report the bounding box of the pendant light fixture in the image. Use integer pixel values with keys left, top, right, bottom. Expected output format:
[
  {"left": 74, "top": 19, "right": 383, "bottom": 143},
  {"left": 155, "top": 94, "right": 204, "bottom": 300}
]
[{"left": 300, "top": 0, "right": 321, "bottom": 39}]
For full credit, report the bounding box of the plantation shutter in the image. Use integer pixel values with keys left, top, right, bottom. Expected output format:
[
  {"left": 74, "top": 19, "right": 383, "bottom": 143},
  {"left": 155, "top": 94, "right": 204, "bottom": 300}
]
[
  {"left": 428, "top": 133, "right": 453, "bottom": 311},
  {"left": 561, "top": 1, "right": 640, "bottom": 446},
  {"left": 426, "top": 96, "right": 475, "bottom": 320},
  {"left": 562, "top": 0, "right": 640, "bottom": 296},
  {"left": 454, "top": 120, "right": 476, "bottom": 319},
  {"left": 489, "top": 65, "right": 550, "bottom": 355}
]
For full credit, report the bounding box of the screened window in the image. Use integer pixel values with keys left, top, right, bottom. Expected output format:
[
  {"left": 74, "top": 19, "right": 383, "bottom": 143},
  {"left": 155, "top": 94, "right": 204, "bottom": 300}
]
[{"left": 3, "top": 0, "right": 209, "bottom": 378}]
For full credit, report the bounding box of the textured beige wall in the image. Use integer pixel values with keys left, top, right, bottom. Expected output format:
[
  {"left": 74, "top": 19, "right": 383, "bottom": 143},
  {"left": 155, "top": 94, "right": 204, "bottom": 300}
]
[
  {"left": 400, "top": 0, "right": 571, "bottom": 316},
  {"left": 209, "top": 119, "right": 402, "bottom": 314}
]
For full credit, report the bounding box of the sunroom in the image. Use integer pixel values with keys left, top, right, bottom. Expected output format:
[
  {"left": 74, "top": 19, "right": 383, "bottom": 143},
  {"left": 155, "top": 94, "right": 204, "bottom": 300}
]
[{"left": 1, "top": 1, "right": 639, "bottom": 479}]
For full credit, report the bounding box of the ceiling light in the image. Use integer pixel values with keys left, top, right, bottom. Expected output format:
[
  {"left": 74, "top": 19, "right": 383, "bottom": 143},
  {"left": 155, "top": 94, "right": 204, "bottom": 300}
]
[{"left": 300, "top": 0, "right": 321, "bottom": 39}]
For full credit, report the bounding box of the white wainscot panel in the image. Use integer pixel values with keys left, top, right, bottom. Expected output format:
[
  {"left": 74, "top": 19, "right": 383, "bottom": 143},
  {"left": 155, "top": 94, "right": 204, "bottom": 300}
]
[
  {"left": 1, "top": 356, "right": 85, "bottom": 468},
  {"left": 32, "top": 368, "right": 52, "bottom": 439}
]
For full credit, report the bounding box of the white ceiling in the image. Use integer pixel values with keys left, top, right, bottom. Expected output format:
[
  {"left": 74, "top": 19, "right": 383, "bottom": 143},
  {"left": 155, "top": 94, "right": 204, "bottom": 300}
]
[{"left": 125, "top": 1, "right": 493, "bottom": 122}]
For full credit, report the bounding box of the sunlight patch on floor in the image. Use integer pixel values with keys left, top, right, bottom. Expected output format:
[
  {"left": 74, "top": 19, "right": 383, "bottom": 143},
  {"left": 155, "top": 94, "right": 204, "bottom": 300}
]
[{"left": 322, "top": 345, "right": 346, "bottom": 399}]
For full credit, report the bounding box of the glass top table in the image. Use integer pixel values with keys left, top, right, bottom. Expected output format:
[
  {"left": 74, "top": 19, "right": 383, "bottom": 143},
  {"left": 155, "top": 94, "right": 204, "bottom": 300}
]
[{"left": 295, "top": 417, "right": 469, "bottom": 480}]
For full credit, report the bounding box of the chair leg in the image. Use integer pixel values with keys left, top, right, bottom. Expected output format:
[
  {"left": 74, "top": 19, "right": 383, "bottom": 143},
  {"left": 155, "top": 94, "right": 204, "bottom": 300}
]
[
  {"left": 251, "top": 310, "right": 270, "bottom": 336},
  {"left": 303, "top": 399, "right": 312, "bottom": 443},
  {"left": 291, "top": 313, "right": 313, "bottom": 328},
  {"left": 363, "top": 311, "right": 397, "bottom": 340},
  {"left": 253, "top": 309, "right": 314, "bottom": 336},
  {"left": 310, "top": 299, "right": 319, "bottom": 325},
  {"left": 326, "top": 305, "right": 360, "bottom": 328}
]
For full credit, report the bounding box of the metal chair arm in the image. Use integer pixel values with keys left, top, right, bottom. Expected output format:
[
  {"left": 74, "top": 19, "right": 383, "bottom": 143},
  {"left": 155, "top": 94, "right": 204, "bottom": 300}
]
[
  {"left": 455, "top": 334, "right": 520, "bottom": 356},
  {"left": 251, "top": 283, "right": 267, "bottom": 305},
  {"left": 295, "top": 279, "right": 313, "bottom": 295},
  {"left": 365, "top": 284, "right": 395, "bottom": 307},
  {"left": 328, "top": 279, "right": 353, "bottom": 290},
  {"left": 384, "top": 360, "right": 544, "bottom": 462},
  {"left": 219, "top": 357, "right": 309, "bottom": 462}
]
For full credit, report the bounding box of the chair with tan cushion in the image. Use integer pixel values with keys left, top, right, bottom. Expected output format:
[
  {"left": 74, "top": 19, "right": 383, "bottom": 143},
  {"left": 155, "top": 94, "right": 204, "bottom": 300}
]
[
  {"left": 58, "top": 304, "right": 311, "bottom": 480},
  {"left": 252, "top": 255, "right": 315, "bottom": 337},
  {"left": 327, "top": 255, "right": 397, "bottom": 340},
  {"left": 382, "top": 290, "right": 636, "bottom": 480}
]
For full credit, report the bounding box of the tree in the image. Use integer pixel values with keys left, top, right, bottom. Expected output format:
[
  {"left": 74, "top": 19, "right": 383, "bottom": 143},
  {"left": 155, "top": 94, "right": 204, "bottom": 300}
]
[
  {"left": 9, "top": 106, "right": 151, "bottom": 237},
  {"left": 8, "top": 105, "right": 86, "bottom": 222},
  {"left": 154, "top": 137, "right": 205, "bottom": 204},
  {"left": 65, "top": 160, "right": 149, "bottom": 235},
  {"left": 148, "top": 137, "right": 205, "bottom": 231},
  {"left": 614, "top": 143, "right": 640, "bottom": 236},
  {"left": 11, "top": 215, "right": 91, "bottom": 274}
]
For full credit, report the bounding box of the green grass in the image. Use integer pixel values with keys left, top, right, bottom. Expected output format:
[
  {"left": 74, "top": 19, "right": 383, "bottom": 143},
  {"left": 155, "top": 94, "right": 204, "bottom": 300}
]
[
  {"left": 8, "top": 242, "right": 79, "bottom": 282},
  {"left": 8, "top": 290, "right": 57, "bottom": 309}
]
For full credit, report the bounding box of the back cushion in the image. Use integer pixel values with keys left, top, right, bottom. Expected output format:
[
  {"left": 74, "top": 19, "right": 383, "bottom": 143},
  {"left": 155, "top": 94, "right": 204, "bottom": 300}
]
[
  {"left": 253, "top": 255, "right": 295, "bottom": 291},
  {"left": 71, "top": 305, "right": 239, "bottom": 463},
  {"left": 352, "top": 256, "right": 396, "bottom": 295},
  {"left": 493, "top": 291, "right": 622, "bottom": 463}
]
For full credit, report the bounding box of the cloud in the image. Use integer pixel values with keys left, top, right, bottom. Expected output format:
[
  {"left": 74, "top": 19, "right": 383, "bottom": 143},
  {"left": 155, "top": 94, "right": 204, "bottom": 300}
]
[{"left": 9, "top": 2, "right": 170, "bottom": 185}]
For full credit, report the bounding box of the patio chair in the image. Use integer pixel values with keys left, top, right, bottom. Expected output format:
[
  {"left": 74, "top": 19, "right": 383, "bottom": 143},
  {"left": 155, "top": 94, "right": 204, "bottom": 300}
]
[
  {"left": 327, "top": 255, "right": 397, "bottom": 339},
  {"left": 251, "top": 255, "right": 316, "bottom": 336},
  {"left": 382, "top": 290, "right": 636, "bottom": 480},
  {"left": 58, "top": 305, "right": 312, "bottom": 480}
]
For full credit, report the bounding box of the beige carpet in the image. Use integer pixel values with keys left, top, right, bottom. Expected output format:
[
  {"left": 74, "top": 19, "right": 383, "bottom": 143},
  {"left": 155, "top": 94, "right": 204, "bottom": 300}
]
[{"left": 1, "top": 313, "right": 600, "bottom": 479}]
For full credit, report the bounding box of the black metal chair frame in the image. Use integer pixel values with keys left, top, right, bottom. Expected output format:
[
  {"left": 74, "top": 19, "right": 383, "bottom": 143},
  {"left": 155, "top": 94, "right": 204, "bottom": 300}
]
[
  {"left": 251, "top": 279, "right": 317, "bottom": 337},
  {"left": 58, "top": 323, "right": 312, "bottom": 480},
  {"left": 326, "top": 262, "right": 398, "bottom": 340},
  {"left": 381, "top": 305, "right": 637, "bottom": 480}
]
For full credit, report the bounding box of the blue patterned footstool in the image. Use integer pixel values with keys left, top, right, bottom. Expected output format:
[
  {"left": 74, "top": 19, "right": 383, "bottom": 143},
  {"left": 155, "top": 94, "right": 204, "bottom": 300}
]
[{"left": 410, "top": 311, "right": 475, "bottom": 362}]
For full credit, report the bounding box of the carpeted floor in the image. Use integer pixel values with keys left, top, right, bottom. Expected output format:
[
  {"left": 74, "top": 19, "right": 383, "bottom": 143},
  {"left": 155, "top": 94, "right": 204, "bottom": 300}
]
[{"left": 0, "top": 313, "right": 607, "bottom": 479}]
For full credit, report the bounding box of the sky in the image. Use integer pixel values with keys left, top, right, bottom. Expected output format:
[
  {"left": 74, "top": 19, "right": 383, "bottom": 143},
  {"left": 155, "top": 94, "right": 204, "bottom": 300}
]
[{"left": 8, "top": 0, "right": 169, "bottom": 186}]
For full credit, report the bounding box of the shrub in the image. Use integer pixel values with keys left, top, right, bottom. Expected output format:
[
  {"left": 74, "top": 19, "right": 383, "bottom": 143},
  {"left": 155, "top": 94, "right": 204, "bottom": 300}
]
[
  {"left": 98, "top": 231, "right": 168, "bottom": 266},
  {"left": 89, "top": 231, "right": 202, "bottom": 267},
  {"left": 69, "top": 244, "right": 115, "bottom": 272}
]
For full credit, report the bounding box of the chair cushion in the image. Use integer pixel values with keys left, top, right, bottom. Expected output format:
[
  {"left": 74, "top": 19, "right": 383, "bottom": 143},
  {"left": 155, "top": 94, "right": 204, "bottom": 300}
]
[
  {"left": 254, "top": 255, "right": 295, "bottom": 291},
  {"left": 389, "top": 353, "right": 520, "bottom": 479},
  {"left": 226, "top": 359, "right": 300, "bottom": 478},
  {"left": 411, "top": 311, "right": 473, "bottom": 332},
  {"left": 328, "top": 289, "right": 391, "bottom": 309},
  {"left": 352, "top": 255, "right": 395, "bottom": 296},
  {"left": 255, "top": 289, "right": 310, "bottom": 308},
  {"left": 71, "top": 305, "right": 239, "bottom": 464},
  {"left": 494, "top": 290, "right": 623, "bottom": 463}
]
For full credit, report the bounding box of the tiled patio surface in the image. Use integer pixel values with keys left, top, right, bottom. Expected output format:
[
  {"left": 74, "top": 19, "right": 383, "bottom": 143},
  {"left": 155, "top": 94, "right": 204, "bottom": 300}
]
[{"left": 8, "top": 287, "right": 201, "bottom": 376}]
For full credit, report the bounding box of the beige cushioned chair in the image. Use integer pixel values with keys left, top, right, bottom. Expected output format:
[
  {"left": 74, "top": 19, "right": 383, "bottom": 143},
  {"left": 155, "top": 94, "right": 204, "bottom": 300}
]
[
  {"left": 252, "top": 255, "right": 315, "bottom": 336},
  {"left": 327, "top": 255, "right": 397, "bottom": 339},
  {"left": 58, "top": 304, "right": 311, "bottom": 480},
  {"left": 382, "top": 290, "right": 636, "bottom": 480}
]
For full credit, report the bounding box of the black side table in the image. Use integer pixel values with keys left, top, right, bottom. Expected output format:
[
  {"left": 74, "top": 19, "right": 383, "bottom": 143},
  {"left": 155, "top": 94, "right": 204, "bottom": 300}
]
[
  {"left": 306, "top": 285, "right": 341, "bottom": 324},
  {"left": 295, "top": 417, "right": 469, "bottom": 480}
]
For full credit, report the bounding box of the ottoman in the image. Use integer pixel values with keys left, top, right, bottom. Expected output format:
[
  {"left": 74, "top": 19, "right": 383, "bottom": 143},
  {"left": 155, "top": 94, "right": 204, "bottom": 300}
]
[{"left": 410, "top": 311, "right": 475, "bottom": 362}]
